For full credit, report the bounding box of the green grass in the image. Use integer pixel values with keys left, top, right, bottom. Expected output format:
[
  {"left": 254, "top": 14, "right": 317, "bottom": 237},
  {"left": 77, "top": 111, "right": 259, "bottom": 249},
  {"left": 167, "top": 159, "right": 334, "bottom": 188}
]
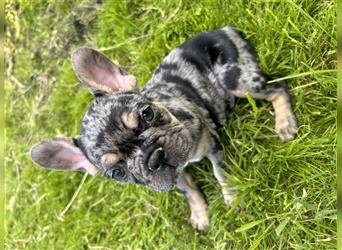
[{"left": 5, "top": 0, "right": 336, "bottom": 249}]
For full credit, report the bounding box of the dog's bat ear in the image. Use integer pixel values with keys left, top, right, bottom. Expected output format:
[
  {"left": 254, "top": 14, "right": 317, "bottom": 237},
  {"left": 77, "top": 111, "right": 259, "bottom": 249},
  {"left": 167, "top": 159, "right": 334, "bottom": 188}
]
[
  {"left": 71, "top": 47, "right": 138, "bottom": 95},
  {"left": 30, "top": 137, "right": 98, "bottom": 175}
]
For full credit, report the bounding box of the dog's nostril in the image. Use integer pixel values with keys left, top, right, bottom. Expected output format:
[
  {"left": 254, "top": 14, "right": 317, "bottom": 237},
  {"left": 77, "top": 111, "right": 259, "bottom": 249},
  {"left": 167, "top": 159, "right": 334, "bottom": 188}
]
[{"left": 148, "top": 147, "right": 165, "bottom": 171}]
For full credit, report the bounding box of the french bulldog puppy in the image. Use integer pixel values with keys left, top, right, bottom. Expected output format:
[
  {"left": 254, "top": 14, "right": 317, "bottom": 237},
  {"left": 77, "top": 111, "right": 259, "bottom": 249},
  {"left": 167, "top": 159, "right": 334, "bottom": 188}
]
[{"left": 31, "top": 25, "right": 297, "bottom": 231}]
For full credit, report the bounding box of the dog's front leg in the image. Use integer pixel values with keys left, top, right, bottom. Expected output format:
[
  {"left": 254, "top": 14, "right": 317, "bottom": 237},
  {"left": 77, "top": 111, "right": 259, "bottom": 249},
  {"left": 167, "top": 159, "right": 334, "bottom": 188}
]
[
  {"left": 208, "top": 144, "right": 236, "bottom": 207},
  {"left": 176, "top": 170, "right": 209, "bottom": 231}
]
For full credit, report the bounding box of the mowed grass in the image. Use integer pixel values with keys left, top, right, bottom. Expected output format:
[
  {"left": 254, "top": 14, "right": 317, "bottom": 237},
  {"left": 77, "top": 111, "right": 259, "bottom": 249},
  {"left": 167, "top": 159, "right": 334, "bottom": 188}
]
[{"left": 5, "top": 0, "right": 336, "bottom": 249}]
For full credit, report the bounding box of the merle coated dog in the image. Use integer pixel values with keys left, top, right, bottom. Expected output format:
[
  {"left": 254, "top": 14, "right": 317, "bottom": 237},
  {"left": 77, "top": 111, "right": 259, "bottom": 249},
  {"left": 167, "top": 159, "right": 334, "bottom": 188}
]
[{"left": 31, "top": 25, "right": 297, "bottom": 231}]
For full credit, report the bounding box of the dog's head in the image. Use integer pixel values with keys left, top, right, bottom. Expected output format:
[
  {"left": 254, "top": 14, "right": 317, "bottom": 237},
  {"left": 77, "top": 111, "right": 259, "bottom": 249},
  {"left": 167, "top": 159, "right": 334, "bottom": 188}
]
[{"left": 30, "top": 48, "right": 192, "bottom": 192}]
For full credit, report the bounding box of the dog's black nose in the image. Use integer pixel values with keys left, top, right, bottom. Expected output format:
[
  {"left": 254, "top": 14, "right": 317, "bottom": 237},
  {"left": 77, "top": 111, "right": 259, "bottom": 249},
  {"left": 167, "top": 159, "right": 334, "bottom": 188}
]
[{"left": 147, "top": 147, "right": 165, "bottom": 171}]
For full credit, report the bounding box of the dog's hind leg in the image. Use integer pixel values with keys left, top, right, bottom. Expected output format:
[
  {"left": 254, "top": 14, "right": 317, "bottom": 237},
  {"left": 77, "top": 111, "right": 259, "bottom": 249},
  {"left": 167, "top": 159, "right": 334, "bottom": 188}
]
[
  {"left": 220, "top": 26, "right": 297, "bottom": 141},
  {"left": 230, "top": 78, "right": 297, "bottom": 141}
]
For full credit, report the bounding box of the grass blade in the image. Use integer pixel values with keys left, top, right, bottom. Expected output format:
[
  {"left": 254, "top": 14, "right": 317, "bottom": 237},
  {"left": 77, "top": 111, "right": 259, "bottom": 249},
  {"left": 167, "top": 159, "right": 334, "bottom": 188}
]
[
  {"left": 58, "top": 173, "right": 88, "bottom": 219},
  {"left": 245, "top": 93, "right": 259, "bottom": 115},
  {"left": 267, "top": 69, "right": 336, "bottom": 83},
  {"left": 235, "top": 219, "right": 265, "bottom": 233},
  {"left": 275, "top": 217, "right": 290, "bottom": 236}
]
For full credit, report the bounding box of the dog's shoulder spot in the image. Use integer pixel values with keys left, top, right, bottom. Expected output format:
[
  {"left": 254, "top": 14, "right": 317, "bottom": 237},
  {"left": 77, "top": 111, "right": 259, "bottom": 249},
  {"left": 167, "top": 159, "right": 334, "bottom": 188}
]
[
  {"left": 121, "top": 111, "right": 139, "bottom": 129},
  {"left": 224, "top": 65, "right": 241, "bottom": 90}
]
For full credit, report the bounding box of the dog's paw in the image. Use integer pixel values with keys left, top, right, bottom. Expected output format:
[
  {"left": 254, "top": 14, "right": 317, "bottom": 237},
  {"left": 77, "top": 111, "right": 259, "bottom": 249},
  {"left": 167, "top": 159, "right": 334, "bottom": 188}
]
[
  {"left": 275, "top": 113, "right": 298, "bottom": 142},
  {"left": 189, "top": 211, "right": 210, "bottom": 231},
  {"left": 222, "top": 188, "right": 237, "bottom": 207},
  {"left": 224, "top": 194, "right": 236, "bottom": 207}
]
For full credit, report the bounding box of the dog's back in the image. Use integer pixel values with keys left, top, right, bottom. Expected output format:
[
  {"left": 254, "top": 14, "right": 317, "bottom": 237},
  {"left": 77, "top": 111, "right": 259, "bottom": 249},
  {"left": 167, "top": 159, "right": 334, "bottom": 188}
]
[{"left": 142, "top": 25, "right": 265, "bottom": 129}]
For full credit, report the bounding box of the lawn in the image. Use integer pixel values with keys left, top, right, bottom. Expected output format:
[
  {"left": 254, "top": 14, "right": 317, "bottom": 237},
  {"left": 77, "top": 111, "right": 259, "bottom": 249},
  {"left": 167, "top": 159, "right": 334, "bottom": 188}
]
[{"left": 5, "top": 0, "right": 336, "bottom": 249}]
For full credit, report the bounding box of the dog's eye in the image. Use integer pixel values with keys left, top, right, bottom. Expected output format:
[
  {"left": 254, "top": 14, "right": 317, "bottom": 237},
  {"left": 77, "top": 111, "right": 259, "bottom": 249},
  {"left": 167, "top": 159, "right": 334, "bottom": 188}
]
[
  {"left": 111, "top": 167, "right": 125, "bottom": 179},
  {"left": 141, "top": 106, "right": 154, "bottom": 122}
]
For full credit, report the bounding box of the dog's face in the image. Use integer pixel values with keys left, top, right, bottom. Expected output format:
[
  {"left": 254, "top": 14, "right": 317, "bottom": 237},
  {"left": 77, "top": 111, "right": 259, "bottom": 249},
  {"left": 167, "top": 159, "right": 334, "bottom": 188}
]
[
  {"left": 79, "top": 92, "right": 192, "bottom": 191},
  {"left": 30, "top": 48, "right": 192, "bottom": 192}
]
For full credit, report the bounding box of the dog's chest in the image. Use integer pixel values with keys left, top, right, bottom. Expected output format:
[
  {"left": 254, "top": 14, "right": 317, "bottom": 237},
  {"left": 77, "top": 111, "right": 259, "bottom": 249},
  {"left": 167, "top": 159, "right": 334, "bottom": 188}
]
[{"left": 187, "top": 126, "right": 211, "bottom": 162}]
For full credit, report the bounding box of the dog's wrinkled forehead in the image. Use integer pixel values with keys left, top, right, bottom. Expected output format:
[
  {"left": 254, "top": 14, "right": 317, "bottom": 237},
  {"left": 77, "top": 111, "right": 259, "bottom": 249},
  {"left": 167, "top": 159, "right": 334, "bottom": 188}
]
[{"left": 79, "top": 91, "right": 147, "bottom": 161}]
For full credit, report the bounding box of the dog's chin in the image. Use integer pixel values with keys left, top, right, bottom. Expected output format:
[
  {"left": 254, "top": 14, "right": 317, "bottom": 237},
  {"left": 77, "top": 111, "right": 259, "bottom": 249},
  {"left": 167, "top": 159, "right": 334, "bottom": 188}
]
[
  {"left": 145, "top": 163, "right": 178, "bottom": 192},
  {"left": 147, "top": 183, "right": 174, "bottom": 192}
]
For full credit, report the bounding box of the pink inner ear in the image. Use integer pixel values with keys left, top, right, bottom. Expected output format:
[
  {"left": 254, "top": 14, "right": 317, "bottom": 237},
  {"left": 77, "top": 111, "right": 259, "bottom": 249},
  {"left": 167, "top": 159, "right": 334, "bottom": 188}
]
[
  {"left": 74, "top": 159, "right": 98, "bottom": 176},
  {"left": 72, "top": 48, "right": 137, "bottom": 93},
  {"left": 56, "top": 148, "right": 98, "bottom": 176},
  {"left": 89, "top": 63, "right": 136, "bottom": 92},
  {"left": 112, "top": 71, "right": 137, "bottom": 91}
]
